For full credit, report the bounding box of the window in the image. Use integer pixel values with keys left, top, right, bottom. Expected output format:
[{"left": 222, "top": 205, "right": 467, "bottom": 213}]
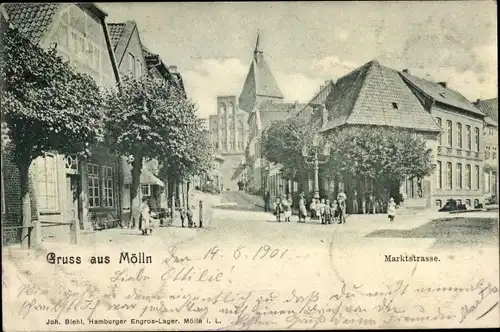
[
  {"left": 446, "top": 162, "right": 452, "bottom": 189},
  {"left": 436, "top": 161, "right": 442, "bottom": 189},
  {"left": 141, "top": 184, "right": 151, "bottom": 197},
  {"left": 136, "top": 59, "right": 142, "bottom": 77},
  {"left": 436, "top": 117, "right": 442, "bottom": 145},
  {"left": 38, "top": 154, "right": 58, "bottom": 211},
  {"left": 102, "top": 166, "right": 114, "bottom": 207},
  {"left": 474, "top": 127, "right": 480, "bottom": 152},
  {"left": 230, "top": 142, "right": 235, "bottom": 150},
  {"left": 466, "top": 125, "right": 471, "bottom": 150},
  {"left": 456, "top": 123, "right": 462, "bottom": 148},
  {"left": 456, "top": 199, "right": 462, "bottom": 206},
  {"left": 435, "top": 200, "right": 442, "bottom": 208},
  {"left": 88, "top": 163, "right": 100, "bottom": 207},
  {"left": 465, "top": 199, "right": 471, "bottom": 206},
  {"left": 486, "top": 146, "right": 491, "bottom": 159},
  {"left": 456, "top": 163, "right": 462, "bottom": 189},
  {"left": 474, "top": 199, "right": 479, "bottom": 208},
  {"left": 392, "top": 102, "right": 398, "bottom": 109},
  {"left": 465, "top": 164, "right": 471, "bottom": 190},
  {"left": 446, "top": 120, "right": 452, "bottom": 147},
  {"left": 489, "top": 127, "right": 494, "bottom": 135},
  {"left": 128, "top": 53, "right": 136, "bottom": 75},
  {"left": 475, "top": 165, "right": 480, "bottom": 190},
  {"left": 493, "top": 147, "right": 497, "bottom": 159}
]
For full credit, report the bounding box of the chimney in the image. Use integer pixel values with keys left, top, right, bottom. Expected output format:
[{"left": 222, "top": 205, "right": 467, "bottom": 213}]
[
  {"left": 476, "top": 99, "right": 481, "bottom": 104},
  {"left": 169, "top": 65, "right": 178, "bottom": 74},
  {"left": 437, "top": 81, "right": 447, "bottom": 88},
  {"left": 294, "top": 100, "right": 299, "bottom": 111},
  {"left": 402, "top": 69, "right": 410, "bottom": 74}
]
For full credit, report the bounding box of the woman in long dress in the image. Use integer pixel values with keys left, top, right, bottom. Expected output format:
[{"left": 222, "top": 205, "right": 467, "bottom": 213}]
[
  {"left": 140, "top": 198, "right": 151, "bottom": 235},
  {"left": 298, "top": 194, "right": 307, "bottom": 223},
  {"left": 283, "top": 194, "right": 292, "bottom": 222}
]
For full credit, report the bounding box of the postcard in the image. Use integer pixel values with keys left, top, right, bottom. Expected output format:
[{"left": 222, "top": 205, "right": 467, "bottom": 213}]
[{"left": 1, "top": 1, "right": 499, "bottom": 331}]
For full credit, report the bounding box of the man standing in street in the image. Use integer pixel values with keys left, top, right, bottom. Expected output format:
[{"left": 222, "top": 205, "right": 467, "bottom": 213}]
[{"left": 263, "top": 190, "right": 271, "bottom": 212}]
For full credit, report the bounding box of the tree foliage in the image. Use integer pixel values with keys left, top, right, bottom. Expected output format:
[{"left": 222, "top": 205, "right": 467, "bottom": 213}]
[
  {"left": 324, "top": 126, "right": 436, "bottom": 189},
  {"left": 261, "top": 116, "right": 318, "bottom": 181},
  {"left": 1, "top": 26, "right": 105, "bottom": 166},
  {"left": 0, "top": 26, "right": 105, "bottom": 246}
]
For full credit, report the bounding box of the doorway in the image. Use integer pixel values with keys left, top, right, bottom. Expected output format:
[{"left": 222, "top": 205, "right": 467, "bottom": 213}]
[{"left": 65, "top": 174, "right": 80, "bottom": 229}]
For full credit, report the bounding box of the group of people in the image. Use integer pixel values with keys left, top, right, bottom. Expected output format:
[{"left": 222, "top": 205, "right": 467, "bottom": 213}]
[
  {"left": 302, "top": 194, "right": 347, "bottom": 224},
  {"left": 273, "top": 194, "right": 294, "bottom": 222},
  {"left": 137, "top": 197, "right": 197, "bottom": 236},
  {"left": 263, "top": 190, "right": 398, "bottom": 223}
]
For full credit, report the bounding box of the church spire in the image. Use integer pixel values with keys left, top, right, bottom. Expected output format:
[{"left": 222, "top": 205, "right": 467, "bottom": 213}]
[{"left": 254, "top": 31, "right": 262, "bottom": 55}]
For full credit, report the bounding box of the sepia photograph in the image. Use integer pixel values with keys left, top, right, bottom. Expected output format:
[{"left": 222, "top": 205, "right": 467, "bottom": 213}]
[{"left": 1, "top": 1, "right": 499, "bottom": 330}]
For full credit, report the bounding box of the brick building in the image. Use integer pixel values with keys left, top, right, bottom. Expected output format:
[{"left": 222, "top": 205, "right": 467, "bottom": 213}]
[
  {"left": 243, "top": 34, "right": 303, "bottom": 194},
  {"left": 208, "top": 96, "right": 249, "bottom": 190}
]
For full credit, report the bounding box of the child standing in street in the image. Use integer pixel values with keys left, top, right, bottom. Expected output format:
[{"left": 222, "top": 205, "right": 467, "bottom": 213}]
[
  {"left": 187, "top": 206, "right": 194, "bottom": 227},
  {"left": 388, "top": 197, "right": 396, "bottom": 222},
  {"left": 275, "top": 197, "right": 282, "bottom": 222},
  {"left": 319, "top": 198, "right": 326, "bottom": 224},
  {"left": 309, "top": 199, "right": 317, "bottom": 220},
  {"left": 325, "top": 199, "right": 332, "bottom": 224},
  {"left": 180, "top": 208, "right": 186, "bottom": 227}
]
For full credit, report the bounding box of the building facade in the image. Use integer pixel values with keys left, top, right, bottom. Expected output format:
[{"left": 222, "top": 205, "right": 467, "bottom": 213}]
[
  {"left": 2, "top": 3, "right": 121, "bottom": 243},
  {"left": 474, "top": 98, "right": 498, "bottom": 203},
  {"left": 208, "top": 96, "right": 249, "bottom": 190},
  {"left": 401, "top": 72, "right": 486, "bottom": 208}
]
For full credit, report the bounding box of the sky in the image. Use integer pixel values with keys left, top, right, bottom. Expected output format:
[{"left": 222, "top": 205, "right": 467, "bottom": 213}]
[{"left": 100, "top": 1, "right": 497, "bottom": 120}]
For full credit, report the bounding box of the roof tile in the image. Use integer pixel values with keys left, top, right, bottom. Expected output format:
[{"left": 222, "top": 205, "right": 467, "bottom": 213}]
[
  {"left": 400, "top": 72, "right": 483, "bottom": 116},
  {"left": 107, "top": 22, "right": 126, "bottom": 49},
  {"left": 4, "top": 3, "right": 59, "bottom": 43},
  {"left": 322, "top": 60, "right": 441, "bottom": 133},
  {"left": 474, "top": 98, "right": 498, "bottom": 122}
]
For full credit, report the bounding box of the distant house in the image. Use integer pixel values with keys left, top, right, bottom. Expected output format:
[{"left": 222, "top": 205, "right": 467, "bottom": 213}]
[
  {"left": 2, "top": 3, "right": 121, "bottom": 244},
  {"left": 474, "top": 98, "right": 498, "bottom": 202}
]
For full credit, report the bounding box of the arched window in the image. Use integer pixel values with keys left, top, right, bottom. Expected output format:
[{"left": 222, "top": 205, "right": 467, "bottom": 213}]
[{"left": 228, "top": 103, "right": 234, "bottom": 119}]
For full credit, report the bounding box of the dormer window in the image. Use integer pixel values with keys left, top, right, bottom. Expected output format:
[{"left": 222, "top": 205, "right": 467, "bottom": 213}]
[
  {"left": 392, "top": 102, "right": 398, "bottom": 109},
  {"left": 439, "top": 92, "right": 446, "bottom": 99}
]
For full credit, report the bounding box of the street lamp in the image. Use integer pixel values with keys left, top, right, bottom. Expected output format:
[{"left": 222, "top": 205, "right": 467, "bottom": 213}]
[{"left": 302, "top": 132, "right": 331, "bottom": 200}]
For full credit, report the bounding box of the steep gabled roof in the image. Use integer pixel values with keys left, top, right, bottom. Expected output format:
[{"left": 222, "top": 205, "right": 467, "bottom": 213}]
[
  {"left": 238, "top": 34, "right": 284, "bottom": 112},
  {"left": 474, "top": 98, "right": 498, "bottom": 123},
  {"left": 107, "top": 22, "right": 126, "bottom": 49},
  {"left": 3, "top": 3, "right": 60, "bottom": 42},
  {"left": 322, "top": 60, "right": 441, "bottom": 133},
  {"left": 400, "top": 72, "right": 483, "bottom": 116}
]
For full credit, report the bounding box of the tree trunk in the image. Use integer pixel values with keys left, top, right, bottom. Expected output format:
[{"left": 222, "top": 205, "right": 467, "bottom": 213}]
[
  {"left": 19, "top": 161, "right": 32, "bottom": 249},
  {"left": 170, "top": 177, "right": 176, "bottom": 224},
  {"left": 129, "top": 153, "right": 143, "bottom": 230}
]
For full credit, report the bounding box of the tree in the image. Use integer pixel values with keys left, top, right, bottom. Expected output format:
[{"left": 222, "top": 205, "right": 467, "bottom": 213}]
[
  {"left": 104, "top": 73, "right": 210, "bottom": 226},
  {"left": 0, "top": 26, "right": 105, "bottom": 247},
  {"left": 324, "top": 126, "right": 435, "bottom": 202},
  {"left": 261, "top": 116, "right": 317, "bottom": 186}
]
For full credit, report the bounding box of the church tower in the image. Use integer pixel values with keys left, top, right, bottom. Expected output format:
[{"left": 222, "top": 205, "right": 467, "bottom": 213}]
[{"left": 238, "top": 33, "right": 284, "bottom": 113}]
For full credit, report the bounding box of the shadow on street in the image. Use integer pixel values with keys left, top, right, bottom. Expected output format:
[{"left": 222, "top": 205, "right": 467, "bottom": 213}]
[{"left": 365, "top": 217, "right": 499, "bottom": 249}]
